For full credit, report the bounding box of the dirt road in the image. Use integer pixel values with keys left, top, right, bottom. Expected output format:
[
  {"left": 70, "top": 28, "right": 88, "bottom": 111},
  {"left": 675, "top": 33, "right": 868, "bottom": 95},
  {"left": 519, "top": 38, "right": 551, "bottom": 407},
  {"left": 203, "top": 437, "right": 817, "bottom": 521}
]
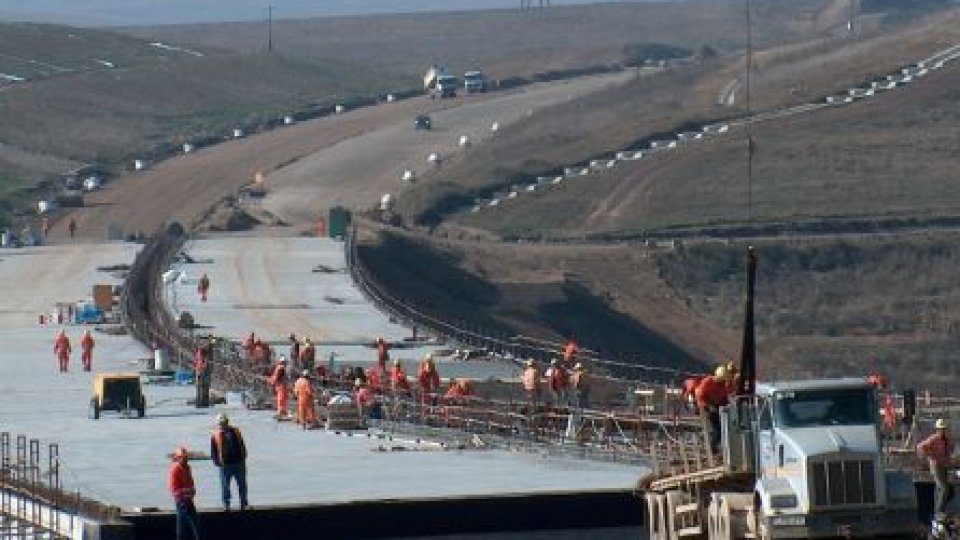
[{"left": 55, "top": 72, "right": 631, "bottom": 240}]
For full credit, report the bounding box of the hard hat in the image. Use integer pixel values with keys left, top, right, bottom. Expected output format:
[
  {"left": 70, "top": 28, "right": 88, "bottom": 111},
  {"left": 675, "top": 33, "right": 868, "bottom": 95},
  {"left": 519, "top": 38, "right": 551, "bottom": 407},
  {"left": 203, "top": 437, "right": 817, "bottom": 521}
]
[
  {"left": 574, "top": 363, "right": 583, "bottom": 371},
  {"left": 936, "top": 418, "right": 949, "bottom": 430},
  {"left": 377, "top": 337, "right": 384, "bottom": 342},
  {"left": 173, "top": 447, "right": 189, "bottom": 461},
  {"left": 278, "top": 356, "right": 287, "bottom": 363},
  {"left": 725, "top": 360, "right": 737, "bottom": 371},
  {"left": 550, "top": 359, "right": 559, "bottom": 365},
  {"left": 715, "top": 365, "right": 727, "bottom": 379},
  {"left": 216, "top": 413, "right": 229, "bottom": 426},
  {"left": 393, "top": 359, "right": 401, "bottom": 365},
  {"left": 289, "top": 333, "right": 296, "bottom": 340},
  {"left": 354, "top": 378, "right": 364, "bottom": 387},
  {"left": 302, "top": 369, "right": 310, "bottom": 377},
  {"left": 525, "top": 359, "right": 535, "bottom": 367}
]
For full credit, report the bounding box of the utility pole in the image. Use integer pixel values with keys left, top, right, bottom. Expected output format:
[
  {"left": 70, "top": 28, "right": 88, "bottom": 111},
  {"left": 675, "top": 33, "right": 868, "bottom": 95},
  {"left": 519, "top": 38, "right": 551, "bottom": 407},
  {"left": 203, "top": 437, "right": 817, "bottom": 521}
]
[
  {"left": 745, "top": 0, "right": 754, "bottom": 225},
  {"left": 267, "top": 5, "right": 274, "bottom": 53}
]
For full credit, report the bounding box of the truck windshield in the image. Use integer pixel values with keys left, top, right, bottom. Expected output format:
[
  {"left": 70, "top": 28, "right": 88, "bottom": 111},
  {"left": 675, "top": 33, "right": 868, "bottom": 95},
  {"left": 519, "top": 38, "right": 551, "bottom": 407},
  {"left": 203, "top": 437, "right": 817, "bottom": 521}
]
[{"left": 774, "top": 388, "right": 875, "bottom": 428}]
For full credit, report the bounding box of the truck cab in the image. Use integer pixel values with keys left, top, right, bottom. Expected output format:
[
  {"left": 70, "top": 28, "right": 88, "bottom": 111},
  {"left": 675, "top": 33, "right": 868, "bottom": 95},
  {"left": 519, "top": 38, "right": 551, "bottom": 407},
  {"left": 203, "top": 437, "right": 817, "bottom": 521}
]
[
  {"left": 463, "top": 70, "right": 486, "bottom": 93},
  {"left": 748, "top": 378, "right": 917, "bottom": 538},
  {"left": 435, "top": 74, "right": 458, "bottom": 98}
]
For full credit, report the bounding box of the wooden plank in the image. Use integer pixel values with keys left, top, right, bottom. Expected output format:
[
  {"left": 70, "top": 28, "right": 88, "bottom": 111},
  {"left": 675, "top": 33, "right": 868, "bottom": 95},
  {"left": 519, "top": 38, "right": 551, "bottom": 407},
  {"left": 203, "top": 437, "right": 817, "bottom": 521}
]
[
  {"left": 675, "top": 502, "right": 700, "bottom": 514},
  {"left": 678, "top": 526, "right": 703, "bottom": 537}
]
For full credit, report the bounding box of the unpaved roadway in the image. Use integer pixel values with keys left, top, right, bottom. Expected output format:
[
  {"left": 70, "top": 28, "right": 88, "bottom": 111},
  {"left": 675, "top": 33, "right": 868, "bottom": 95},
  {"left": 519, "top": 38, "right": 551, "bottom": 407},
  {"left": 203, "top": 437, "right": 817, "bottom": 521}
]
[{"left": 55, "top": 71, "right": 632, "bottom": 240}]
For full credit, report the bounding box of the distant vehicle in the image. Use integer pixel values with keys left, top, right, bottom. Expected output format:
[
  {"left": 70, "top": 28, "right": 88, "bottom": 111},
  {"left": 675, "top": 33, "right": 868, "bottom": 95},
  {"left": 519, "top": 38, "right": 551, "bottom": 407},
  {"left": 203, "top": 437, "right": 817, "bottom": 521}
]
[
  {"left": 464, "top": 70, "right": 486, "bottom": 93},
  {"left": 414, "top": 114, "right": 432, "bottom": 130},
  {"left": 74, "top": 302, "right": 105, "bottom": 324},
  {"left": 89, "top": 373, "right": 146, "bottom": 419},
  {"left": 55, "top": 190, "right": 85, "bottom": 208},
  {"left": 423, "top": 65, "right": 457, "bottom": 99}
]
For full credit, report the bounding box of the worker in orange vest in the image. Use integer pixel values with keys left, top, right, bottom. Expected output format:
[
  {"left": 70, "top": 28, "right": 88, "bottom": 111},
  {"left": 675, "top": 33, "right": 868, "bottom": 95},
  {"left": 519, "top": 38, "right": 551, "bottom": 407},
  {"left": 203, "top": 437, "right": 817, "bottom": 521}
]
[
  {"left": 390, "top": 359, "right": 410, "bottom": 394},
  {"left": 695, "top": 366, "right": 731, "bottom": 455},
  {"left": 269, "top": 357, "right": 289, "bottom": 420},
  {"left": 376, "top": 337, "right": 390, "bottom": 372},
  {"left": 417, "top": 355, "right": 441, "bottom": 401},
  {"left": 562, "top": 339, "right": 578, "bottom": 368},
  {"left": 54, "top": 330, "right": 71, "bottom": 373},
  {"left": 80, "top": 330, "right": 95, "bottom": 372},
  {"left": 168, "top": 447, "right": 203, "bottom": 540},
  {"left": 293, "top": 370, "right": 318, "bottom": 429}
]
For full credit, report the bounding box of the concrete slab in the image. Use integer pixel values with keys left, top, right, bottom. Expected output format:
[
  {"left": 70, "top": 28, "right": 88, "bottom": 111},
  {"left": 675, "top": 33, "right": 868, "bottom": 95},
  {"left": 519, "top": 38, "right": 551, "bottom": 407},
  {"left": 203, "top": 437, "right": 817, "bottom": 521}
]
[
  {"left": 0, "top": 242, "right": 646, "bottom": 512},
  {"left": 168, "top": 235, "right": 521, "bottom": 380}
]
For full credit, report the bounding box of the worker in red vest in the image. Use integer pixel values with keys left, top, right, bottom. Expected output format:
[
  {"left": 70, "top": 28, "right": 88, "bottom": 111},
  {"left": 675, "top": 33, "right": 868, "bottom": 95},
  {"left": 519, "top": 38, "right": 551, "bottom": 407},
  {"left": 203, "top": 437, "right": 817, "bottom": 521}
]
[
  {"left": 54, "top": 330, "right": 71, "bottom": 373},
  {"left": 168, "top": 447, "right": 202, "bottom": 540},
  {"left": 417, "top": 355, "right": 441, "bottom": 401},
  {"left": 390, "top": 359, "right": 410, "bottom": 393},
  {"left": 546, "top": 359, "right": 569, "bottom": 406},
  {"left": 80, "top": 330, "right": 95, "bottom": 372},
  {"left": 562, "top": 339, "right": 578, "bottom": 368}
]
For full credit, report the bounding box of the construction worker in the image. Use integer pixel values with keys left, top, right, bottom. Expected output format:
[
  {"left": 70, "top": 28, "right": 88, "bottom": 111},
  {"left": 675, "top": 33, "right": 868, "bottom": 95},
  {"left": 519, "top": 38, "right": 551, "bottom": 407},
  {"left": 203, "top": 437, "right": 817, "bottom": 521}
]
[
  {"left": 354, "top": 378, "right": 376, "bottom": 409},
  {"left": 444, "top": 379, "right": 473, "bottom": 401},
  {"left": 390, "top": 359, "right": 410, "bottom": 393},
  {"left": 562, "top": 339, "right": 579, "bottom": 368},
  {"left": 288, "top": 334, "right": 300, "bottom": 368},
  {"left": 521, "top": 359, "right": 541, "bottom": 405},
  {"left": 546, "top": 359, "right": 569, "bottom": 406},
  {"left": 194, "top": 345, "right": 211, "bottom": 408},
  {"left": 54, "top": 330, "right": 71, "bottom": 372},
  {"left": 242, "top": 332, "right": 256, "bottom": 360},
  {"left": 80, "top": 330, "right": 95, "bottom": 372},
  {"left": 68, "top": 218, "right": 77, "bottom": 238},
  {"left": 376, "top": 337, "right": 390, "bottom": 372},
  {"left": 269, "top": 357, "right": 289, "bottom": 420},
  {"left": 210, "top": 414, "right": 248, "bottom": 511},
  {"left": 294, "top": 370, "right": 318, "bottom": 428},
  {"left": 299, "top": 338, "right": 316, "bottom": 373},
  {"left": 168, "top": 447, "right": 203, "bottom": 540},
  {"left": 571, "top": 363, "right": 590, "bottom": 409},
  {"left": 695, "top": 366, "right": 731, "bottom": 456},
  {"left": 918, "top": 418, "right": 956, "bottom": 523},
  {"left": 417, "top": 354, "right": 441, "bottom": 400},
  {"left": 197, "top": 273, "right": 210, "bottom": 302},
  {"left": 41, "top": 216, "right": 50, "bottom": 238},
  {"left": 366, "top": 364, "right": 384, "bottom": 391}
]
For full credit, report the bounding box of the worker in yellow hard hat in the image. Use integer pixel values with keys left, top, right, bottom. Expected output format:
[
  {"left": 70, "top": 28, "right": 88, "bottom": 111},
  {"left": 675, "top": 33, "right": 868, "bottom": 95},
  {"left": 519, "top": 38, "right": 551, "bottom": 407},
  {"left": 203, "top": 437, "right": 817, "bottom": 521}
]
[{"left": 919, "top": 418, "right": 956, "bottom": 522}]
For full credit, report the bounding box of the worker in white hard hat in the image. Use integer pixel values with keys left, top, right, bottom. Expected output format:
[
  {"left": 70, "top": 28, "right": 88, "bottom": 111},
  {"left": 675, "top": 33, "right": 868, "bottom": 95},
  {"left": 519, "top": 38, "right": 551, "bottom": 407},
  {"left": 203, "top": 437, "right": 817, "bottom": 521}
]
[
  {"left": 695, "top": 366, "right": 731, "bottom": 456},
  {"left": 919, "top": 418, "right": 956, "bottom": 522}
]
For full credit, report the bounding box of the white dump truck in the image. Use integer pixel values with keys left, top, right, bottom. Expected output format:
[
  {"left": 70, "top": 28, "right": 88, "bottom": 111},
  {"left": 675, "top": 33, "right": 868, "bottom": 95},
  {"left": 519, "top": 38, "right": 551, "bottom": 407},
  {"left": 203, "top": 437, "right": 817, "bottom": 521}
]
[
  {"left": 641, "top": 249, "right": 918, "bottom": 539},
  {"left": 464, "top": 70, "right": 486, "bottom": 93}
]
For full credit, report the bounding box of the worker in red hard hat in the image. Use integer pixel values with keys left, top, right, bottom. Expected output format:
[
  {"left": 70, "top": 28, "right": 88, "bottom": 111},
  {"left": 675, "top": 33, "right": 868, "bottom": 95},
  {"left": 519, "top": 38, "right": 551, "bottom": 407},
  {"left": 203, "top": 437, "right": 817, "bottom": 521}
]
[
  {"left": 54, "top": 330, "right": 71, "bottom": 373},
  {"left": 168, "top": 447, "right": 203, "bottom": 540},
  {"left": 294, "top": 370, "right": 318, "bottom": 429},
  {"left": 695, "top": 365, "right": 731, "bottom": 456},
  {"left": 80, "top": 330, "right": 95, "bottom": 372},
  {"left": 269, "top": 357, "right": 289, "bottom": 420}
]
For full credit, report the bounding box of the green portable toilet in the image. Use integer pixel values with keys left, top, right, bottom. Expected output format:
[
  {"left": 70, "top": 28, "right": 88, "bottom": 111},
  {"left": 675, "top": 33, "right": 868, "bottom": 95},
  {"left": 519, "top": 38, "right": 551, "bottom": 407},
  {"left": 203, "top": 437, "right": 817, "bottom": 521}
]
[{"left": 328, "top": 206, "right": 351, "bottom": 239}]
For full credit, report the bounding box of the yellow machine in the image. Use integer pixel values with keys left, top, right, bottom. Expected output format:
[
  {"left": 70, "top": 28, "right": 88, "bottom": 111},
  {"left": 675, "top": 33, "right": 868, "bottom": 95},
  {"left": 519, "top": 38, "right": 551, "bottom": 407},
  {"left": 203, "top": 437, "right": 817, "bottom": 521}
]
[{"left": 89, "top": 373, "right": 146, "bottom": 419}]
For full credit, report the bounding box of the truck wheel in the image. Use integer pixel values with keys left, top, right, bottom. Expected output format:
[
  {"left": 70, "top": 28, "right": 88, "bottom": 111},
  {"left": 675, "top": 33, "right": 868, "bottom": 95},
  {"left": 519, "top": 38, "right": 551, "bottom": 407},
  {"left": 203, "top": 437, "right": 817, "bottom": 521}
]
[{"left": 89, "top": 398, "right": 100, "bottom": 420}]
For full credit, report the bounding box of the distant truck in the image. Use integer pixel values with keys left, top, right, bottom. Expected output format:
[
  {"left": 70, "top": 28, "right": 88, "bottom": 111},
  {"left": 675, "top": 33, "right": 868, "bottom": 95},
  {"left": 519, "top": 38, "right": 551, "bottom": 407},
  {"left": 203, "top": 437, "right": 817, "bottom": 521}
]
[
  {"left": 463, "top": 70, "right": 486, "bottom": 93},
  {"left": 423, "top": 65, "right": 458, "bottom": 99}
]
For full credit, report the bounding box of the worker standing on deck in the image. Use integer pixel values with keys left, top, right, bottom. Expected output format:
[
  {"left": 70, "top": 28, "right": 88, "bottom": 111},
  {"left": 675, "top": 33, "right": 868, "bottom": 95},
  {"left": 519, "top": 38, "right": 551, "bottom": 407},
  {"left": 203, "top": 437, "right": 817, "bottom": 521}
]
[
  {"left": 299, "top": 338, "right": 316, "bottom": 373},
  {"left": 695, "top": 366, "right": 730, "bottom": 456},
  {"left": 546, "top": 359, "right": 569, "bottom": 406},
  {"left": 210, "top": 414, "right": 249, "bottom": 511},
  {"left": 80, "top": 330, "right": 95, "bottom": 372},
  {"left": 562, "top": 339, "right": 578, "bottom": 368},
  {"left": 54, "top": 330, "right": 71, "bottom": 372},
  {"left": 417, "top": 355, "right": 441, "bottom": 401},
  {"left": 571, "top": 363, "right": 590, "bottom": 409},
  {"left": 521, "top": 359, "right": 540, "bottom": 405},
  {"left": 67, "top": 218, "right": 77, "bottom": 239},
  {"left": 242, "top": 332, "right": 256, "bottom": 360},
  {"left": 269, "top": 357, "right": 289, "bottom": 420},
  {"left": 169, "top": 447, "right": 203, "bottom": 540},
  {"left": 376, "top": 337, "right": 390, "bottom": 372},
  {"left": 288, "top": 334, "right": 300, "bottom": 369},
  {"left": 294, "top": 370, "right": 318, "bottom": 428},
  {"left": 918, "top": 418, "right": 956, "bottom": 523},
  {"left": 197, "top": 273, "right": 210, "bottom": 302},
  {"left": 391, "top": 359, "right": 410, "bottom": 394}
]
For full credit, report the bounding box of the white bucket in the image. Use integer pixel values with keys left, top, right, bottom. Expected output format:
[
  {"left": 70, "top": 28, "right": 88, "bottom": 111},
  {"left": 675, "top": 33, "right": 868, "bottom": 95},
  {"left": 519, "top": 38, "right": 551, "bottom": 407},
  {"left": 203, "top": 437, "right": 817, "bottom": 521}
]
[
  {"left": 38, "top": 200, "right": 51, "bottom": 214},
  {"left": 225, "top": 392, "right": 244, "bottom": 407},
  {"left": 154, "top": 349, "right": 170, "bottom": 371},
  {"left": 183, "top": 143, "right": 194, "bottom": 154},
  {"left": 134, "top": 159, "right": 145, "bottom": 171}
]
